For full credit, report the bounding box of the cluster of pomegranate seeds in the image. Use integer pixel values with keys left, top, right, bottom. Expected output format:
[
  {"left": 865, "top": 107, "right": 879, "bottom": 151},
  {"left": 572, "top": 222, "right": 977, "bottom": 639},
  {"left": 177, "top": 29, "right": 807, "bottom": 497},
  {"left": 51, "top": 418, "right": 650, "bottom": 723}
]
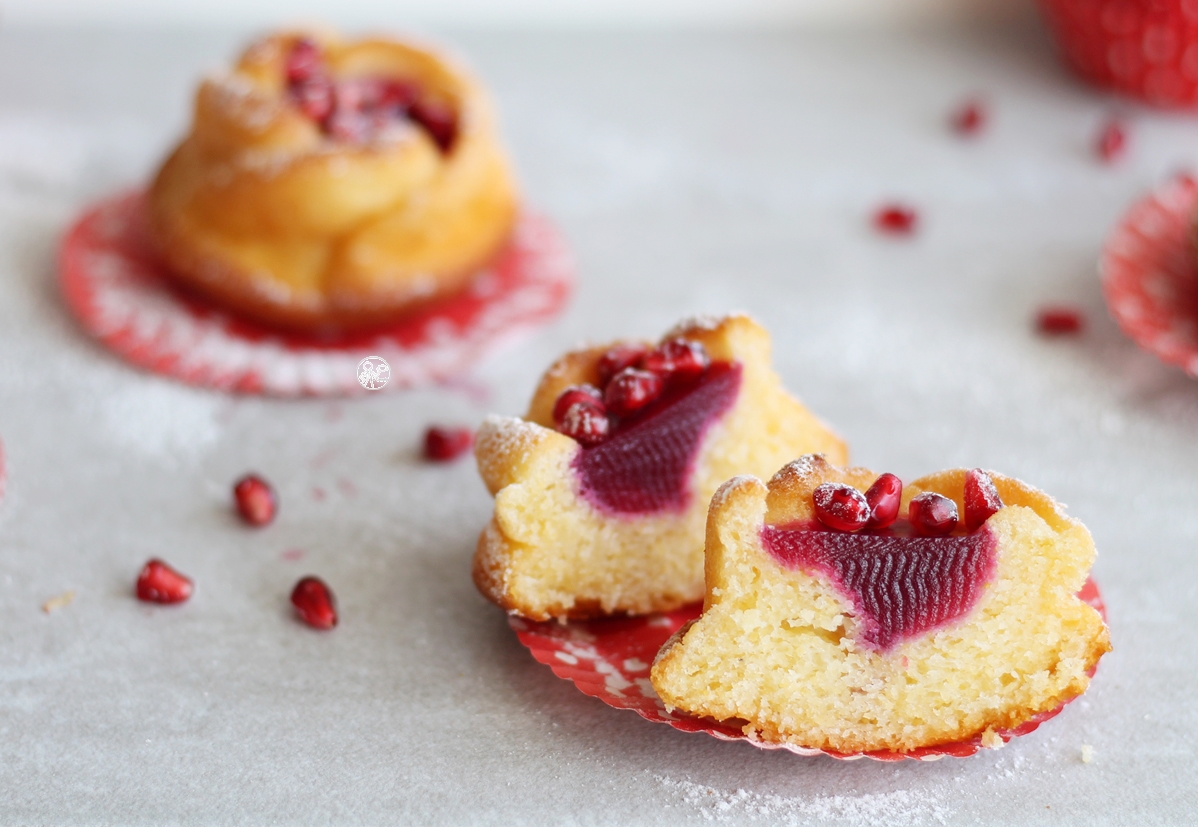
[
  {"left": 908, "top": 492, "right": 958, "bottom": 536},
  {"left": 424, "top": 426, "right": 475, "bottom": 461},
  {"left": 812, "top": 472, "right": 1001, "bottom": 537},
  {"left": 234, "top": 474, "right": 277, "bottom": 526},
  {"left": 291, "top": 576, "right": 338, "bottom": 629},
  {"left": 283, "top": 38, "right": 457, "bottom": 151},
  {"left": 863, "top": 473, "right": 902, "bottom": 529},
  {"left": 963, "top": 468, "right": 1003, "bottom": 532},
  {"left": 950, "top": 98, "right": 987, "bottom": 137},
  {"left": 596, "top": 343, "right": 649, "bottom": 385},
  {"left": 551, "top": 337, "right": 714, "bottom": 446},
  {"left": 873, "top": 204, "right": 918, "bottom": 235},
  {"left": 1035, "top": 306, "right": 1085, "bottom": 336},
  {"left": 1096, "top": 118, "right": 1127, "bottom": 163},
  {"left": 812, "top": 483, "right": 871, "bottom": 532},
  {"left": 135, "top": 559, "right": 193, "bottom": 604}
]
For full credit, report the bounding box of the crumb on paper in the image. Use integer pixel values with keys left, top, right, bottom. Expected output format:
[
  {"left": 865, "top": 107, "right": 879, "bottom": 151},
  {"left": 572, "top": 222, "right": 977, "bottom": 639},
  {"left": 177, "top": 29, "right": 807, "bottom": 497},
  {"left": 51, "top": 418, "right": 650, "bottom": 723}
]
[
  {"left": 981, "top": 728, "right": 1004, "bottom": 750},
  {"left": 42, "top": 590, "right": 77, "bottom": 613},
  {"left": 1081, "top": 744, "right": 1094, "bottom": 764}
]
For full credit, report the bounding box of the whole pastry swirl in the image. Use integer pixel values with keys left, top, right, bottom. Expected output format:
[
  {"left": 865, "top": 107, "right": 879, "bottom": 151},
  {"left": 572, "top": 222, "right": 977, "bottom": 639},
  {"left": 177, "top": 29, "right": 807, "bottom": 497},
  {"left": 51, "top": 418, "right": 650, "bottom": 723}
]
[{"left": 149, "top": 31, "right": 519, "bottom": 332}]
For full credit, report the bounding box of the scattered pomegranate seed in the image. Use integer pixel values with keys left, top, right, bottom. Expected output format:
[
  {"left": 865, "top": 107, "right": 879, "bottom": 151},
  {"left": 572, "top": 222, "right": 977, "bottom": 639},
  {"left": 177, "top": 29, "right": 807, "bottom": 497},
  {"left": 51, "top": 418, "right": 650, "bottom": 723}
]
[
  {"left": 597, "top": 343, "right": 650, "bottom": 386},
  {"left": 873, "top": 204, "right": 918, "bottom": 235},
  {"left": 1035, "top": 306, "right": 1085, "bottom": 335},
  {"left": 234, "top": 474, "right": 277, "bottom": 527},
  {"left": 951, "top": 98, "right": 987, "bottom": 137},
  {"left": 424, "top": 426, "right": 475, "bottom": 462},
  {"left": 410, "top": 99, "right": 458, "bottom": 151},
  {"left": 813, "top": 483, "right": 870, "bottom": 532},
  {"left": 552, "top": 385, "right": 605, "bottom": 424},
  {"left": 1096, "top": 118, "right": 1127, "bottom": 163},
  {"left": 641, "top": 338, "right": 710, "bottom": 384},
  {"left": 136, "top": 559, "right": 193, "bottom": 604},
  {"left": 604, "top": 368, "right": 665, "bottom": 418},
  {"left": 291, "top": 576, "right": 337, "bottom": 629},
  {"left": 963, "top": 469, "right": 1003, "bottom": 532},
  {"left": 908, "top": 492, "right": 959, "bottom": 536},
  {"left": 863, "top": 473, "right": 903, "bottom": 530},
  {"left": 558, "top": 401, "right": 611, "bottom": 446}
]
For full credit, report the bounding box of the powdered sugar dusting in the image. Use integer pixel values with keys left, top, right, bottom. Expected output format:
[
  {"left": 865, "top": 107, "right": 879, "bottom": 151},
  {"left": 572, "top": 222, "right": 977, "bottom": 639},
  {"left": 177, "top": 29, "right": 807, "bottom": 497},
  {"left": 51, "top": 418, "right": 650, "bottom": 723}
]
[
  {"left": 653, "top": 775, "right": 951, "bottom": 826},
  {"left": 666, "top": 312, "right": 749, "bottom": 339}
]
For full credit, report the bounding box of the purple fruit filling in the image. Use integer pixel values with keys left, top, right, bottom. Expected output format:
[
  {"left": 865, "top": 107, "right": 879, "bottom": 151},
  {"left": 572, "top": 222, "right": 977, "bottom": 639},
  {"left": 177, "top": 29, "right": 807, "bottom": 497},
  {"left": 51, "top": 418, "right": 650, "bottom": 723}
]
[
  {"left": 760, "top": 521, "right": 998, "bottom": 651},
  {"left": 571, "top": 362, "right": 742, "bottom": 516}
]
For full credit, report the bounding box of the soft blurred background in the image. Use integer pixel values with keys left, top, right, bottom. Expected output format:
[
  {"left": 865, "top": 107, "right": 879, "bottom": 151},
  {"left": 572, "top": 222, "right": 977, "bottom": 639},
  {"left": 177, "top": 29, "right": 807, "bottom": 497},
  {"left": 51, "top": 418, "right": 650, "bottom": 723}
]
[{"left": 4, "top": 0, "right": 1032, "bottom": 28}]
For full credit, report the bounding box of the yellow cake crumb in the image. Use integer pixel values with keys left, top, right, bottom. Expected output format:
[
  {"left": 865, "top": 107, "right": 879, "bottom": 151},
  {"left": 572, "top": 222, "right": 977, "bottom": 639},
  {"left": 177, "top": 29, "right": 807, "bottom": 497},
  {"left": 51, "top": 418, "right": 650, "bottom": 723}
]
[
  {"left": 651, "top": 456, "right": 1111, "bottom": 753},
  {"left": 472, "top": 315, "right": 846, "bottom": 620}
]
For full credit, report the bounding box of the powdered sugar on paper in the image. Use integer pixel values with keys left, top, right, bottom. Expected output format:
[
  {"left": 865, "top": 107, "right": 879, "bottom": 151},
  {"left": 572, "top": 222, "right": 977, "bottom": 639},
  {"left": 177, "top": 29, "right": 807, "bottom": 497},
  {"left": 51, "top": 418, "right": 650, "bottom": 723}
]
[{"left": 653, "top": 774, "right": 951, "bottom": 826}]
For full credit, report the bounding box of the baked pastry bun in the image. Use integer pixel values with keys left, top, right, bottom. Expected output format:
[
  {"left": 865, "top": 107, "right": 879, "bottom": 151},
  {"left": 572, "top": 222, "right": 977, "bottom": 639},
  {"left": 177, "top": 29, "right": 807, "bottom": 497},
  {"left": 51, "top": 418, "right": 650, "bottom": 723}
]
[
  {"left": 651, "top": 455, "right": 1111, "bottom": 754},
  {"left": 149, "top": 31, "right": 519, "bottom": 332},
  {"left": 473, "top": 314, "right": 848, "bottom": 620}
]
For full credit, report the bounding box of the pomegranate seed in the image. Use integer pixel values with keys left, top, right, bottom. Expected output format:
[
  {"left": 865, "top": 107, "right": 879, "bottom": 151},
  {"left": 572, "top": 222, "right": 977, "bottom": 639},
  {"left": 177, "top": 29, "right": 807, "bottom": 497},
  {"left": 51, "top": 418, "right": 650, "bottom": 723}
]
[
  {"left": 234, "top": 474, "right": 277, "bottom": 526},
  {"left": 951, "top": 98, "right": 987, "bottom": 136},
  {"left": 863, "top": 473, "right": 903, "bottom": 530},
  {"left": 963, "top": 469, "right": 1003, "bottom": 532},
  {"left": 135, "top": 559, "right": 193, "bottom": 604},
  {"left": 873, "top": 204, "right": 918, "bottom": 235},
  {"left": 424, "top": 426, "right": 474, "bottom": 462},
  {"left": 558, "top": 401, "right": 611, "bottom": 446},
  {"left": 410, "top": 99, "right": 458, "bottom": 151},
  {"left": 1035, "top": 306, "right": 1084, "bottom": 335},
  {"left": 909, "top": 492, "right": 958, "bottom": 536},
  {"left": 641, "top": 338, "right": 710, "bottom": 383},
  {"left": 597, "top": 343, "right": 650, "bottom": 386},
  {"left": 552, "top": 385, "right": 605, "bottom": 425},
  {"left": 604, "top": 368, "right": 665, "bottom": 418},
  {"left": 812, "top": 483, "right": 870, "bottom": 532},
  {"left": 285, "top": 39, "right": 323, "bottom": 84},
  {"left": 291, "top": 576, "right": 337, "bottom": 629},
  {"left": 378, "top": 79, "right": 418, "bottom": 112},
  {"left": 1096, "top": 119, "right": 1127, "bottom": 163}
]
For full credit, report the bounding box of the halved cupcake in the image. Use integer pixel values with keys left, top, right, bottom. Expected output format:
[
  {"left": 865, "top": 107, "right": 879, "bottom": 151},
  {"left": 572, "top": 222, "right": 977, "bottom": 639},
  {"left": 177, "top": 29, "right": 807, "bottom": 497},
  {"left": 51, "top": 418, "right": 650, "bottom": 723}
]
[
  {"left": 651, "top": 455, "right": 1110, "bottom": 754},
  {"left": 473, "top": 315, "right": 847, "bottom": 620}
]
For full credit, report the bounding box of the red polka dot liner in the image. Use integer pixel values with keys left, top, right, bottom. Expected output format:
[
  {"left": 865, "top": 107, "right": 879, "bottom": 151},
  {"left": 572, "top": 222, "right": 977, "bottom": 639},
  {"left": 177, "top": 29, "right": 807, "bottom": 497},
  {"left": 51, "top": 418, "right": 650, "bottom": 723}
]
[
  {"left": 59, "top": 191, "right": 574, "bottom": 396},
  {"left": 1102, "top": 174, "right": 1198, "bottom": 377},
  {"left": 511, "top": 577, "right": 1105, "bottom": 761},
  {"left": 1038, "top": 0, "right": 1198, "bottom": 107}
]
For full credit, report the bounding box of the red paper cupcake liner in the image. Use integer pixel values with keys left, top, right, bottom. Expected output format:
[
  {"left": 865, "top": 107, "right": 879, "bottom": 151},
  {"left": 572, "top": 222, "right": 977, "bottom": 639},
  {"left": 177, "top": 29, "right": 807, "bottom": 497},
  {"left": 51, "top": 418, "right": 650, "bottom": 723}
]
[
  {"left": 59, "top": 191, "right": 574, "bottom": 396},
  {"left": 511, "top": 577, "right": 1105, "bottom": 761},
  {"left": 1102, "top": 174, "right": 1198, "bottom": 377},
  {"left": 1037, "top": 0, "right": 1198, "bottom": 107}
]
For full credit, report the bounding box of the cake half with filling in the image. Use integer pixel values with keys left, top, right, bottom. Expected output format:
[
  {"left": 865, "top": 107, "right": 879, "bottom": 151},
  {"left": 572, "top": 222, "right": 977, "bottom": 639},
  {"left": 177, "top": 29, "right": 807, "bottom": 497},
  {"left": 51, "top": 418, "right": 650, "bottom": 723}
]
[
  {"left": 651, "top": 454, "right": 1110, "bottom": 754},
  {"left": 473, "top": 314, "right": 847, "bottom": 620}
]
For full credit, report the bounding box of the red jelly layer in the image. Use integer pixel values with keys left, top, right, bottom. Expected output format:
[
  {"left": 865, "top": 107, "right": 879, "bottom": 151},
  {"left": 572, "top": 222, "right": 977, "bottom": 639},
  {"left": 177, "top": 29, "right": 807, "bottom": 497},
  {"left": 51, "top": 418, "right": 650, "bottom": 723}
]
[
  {"left": 760, "top": 522, "right": 998, "bottom": 651},
  {"left": 572, "top": 362, "right": 742, "bottom": 516}
]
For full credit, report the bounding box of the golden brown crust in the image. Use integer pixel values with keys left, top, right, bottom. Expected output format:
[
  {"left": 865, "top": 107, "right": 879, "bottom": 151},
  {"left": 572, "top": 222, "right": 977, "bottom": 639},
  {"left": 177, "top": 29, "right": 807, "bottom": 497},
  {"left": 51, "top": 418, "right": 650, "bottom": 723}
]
[
  {"left": 149, "top": 30, "right": 519, "bottom": 332},
  {"left": 472, "top": 314, "right": 848, "bottom": 620},
  {"left": 653, "top": 455, "right": 1111, "bottom": 754}
]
